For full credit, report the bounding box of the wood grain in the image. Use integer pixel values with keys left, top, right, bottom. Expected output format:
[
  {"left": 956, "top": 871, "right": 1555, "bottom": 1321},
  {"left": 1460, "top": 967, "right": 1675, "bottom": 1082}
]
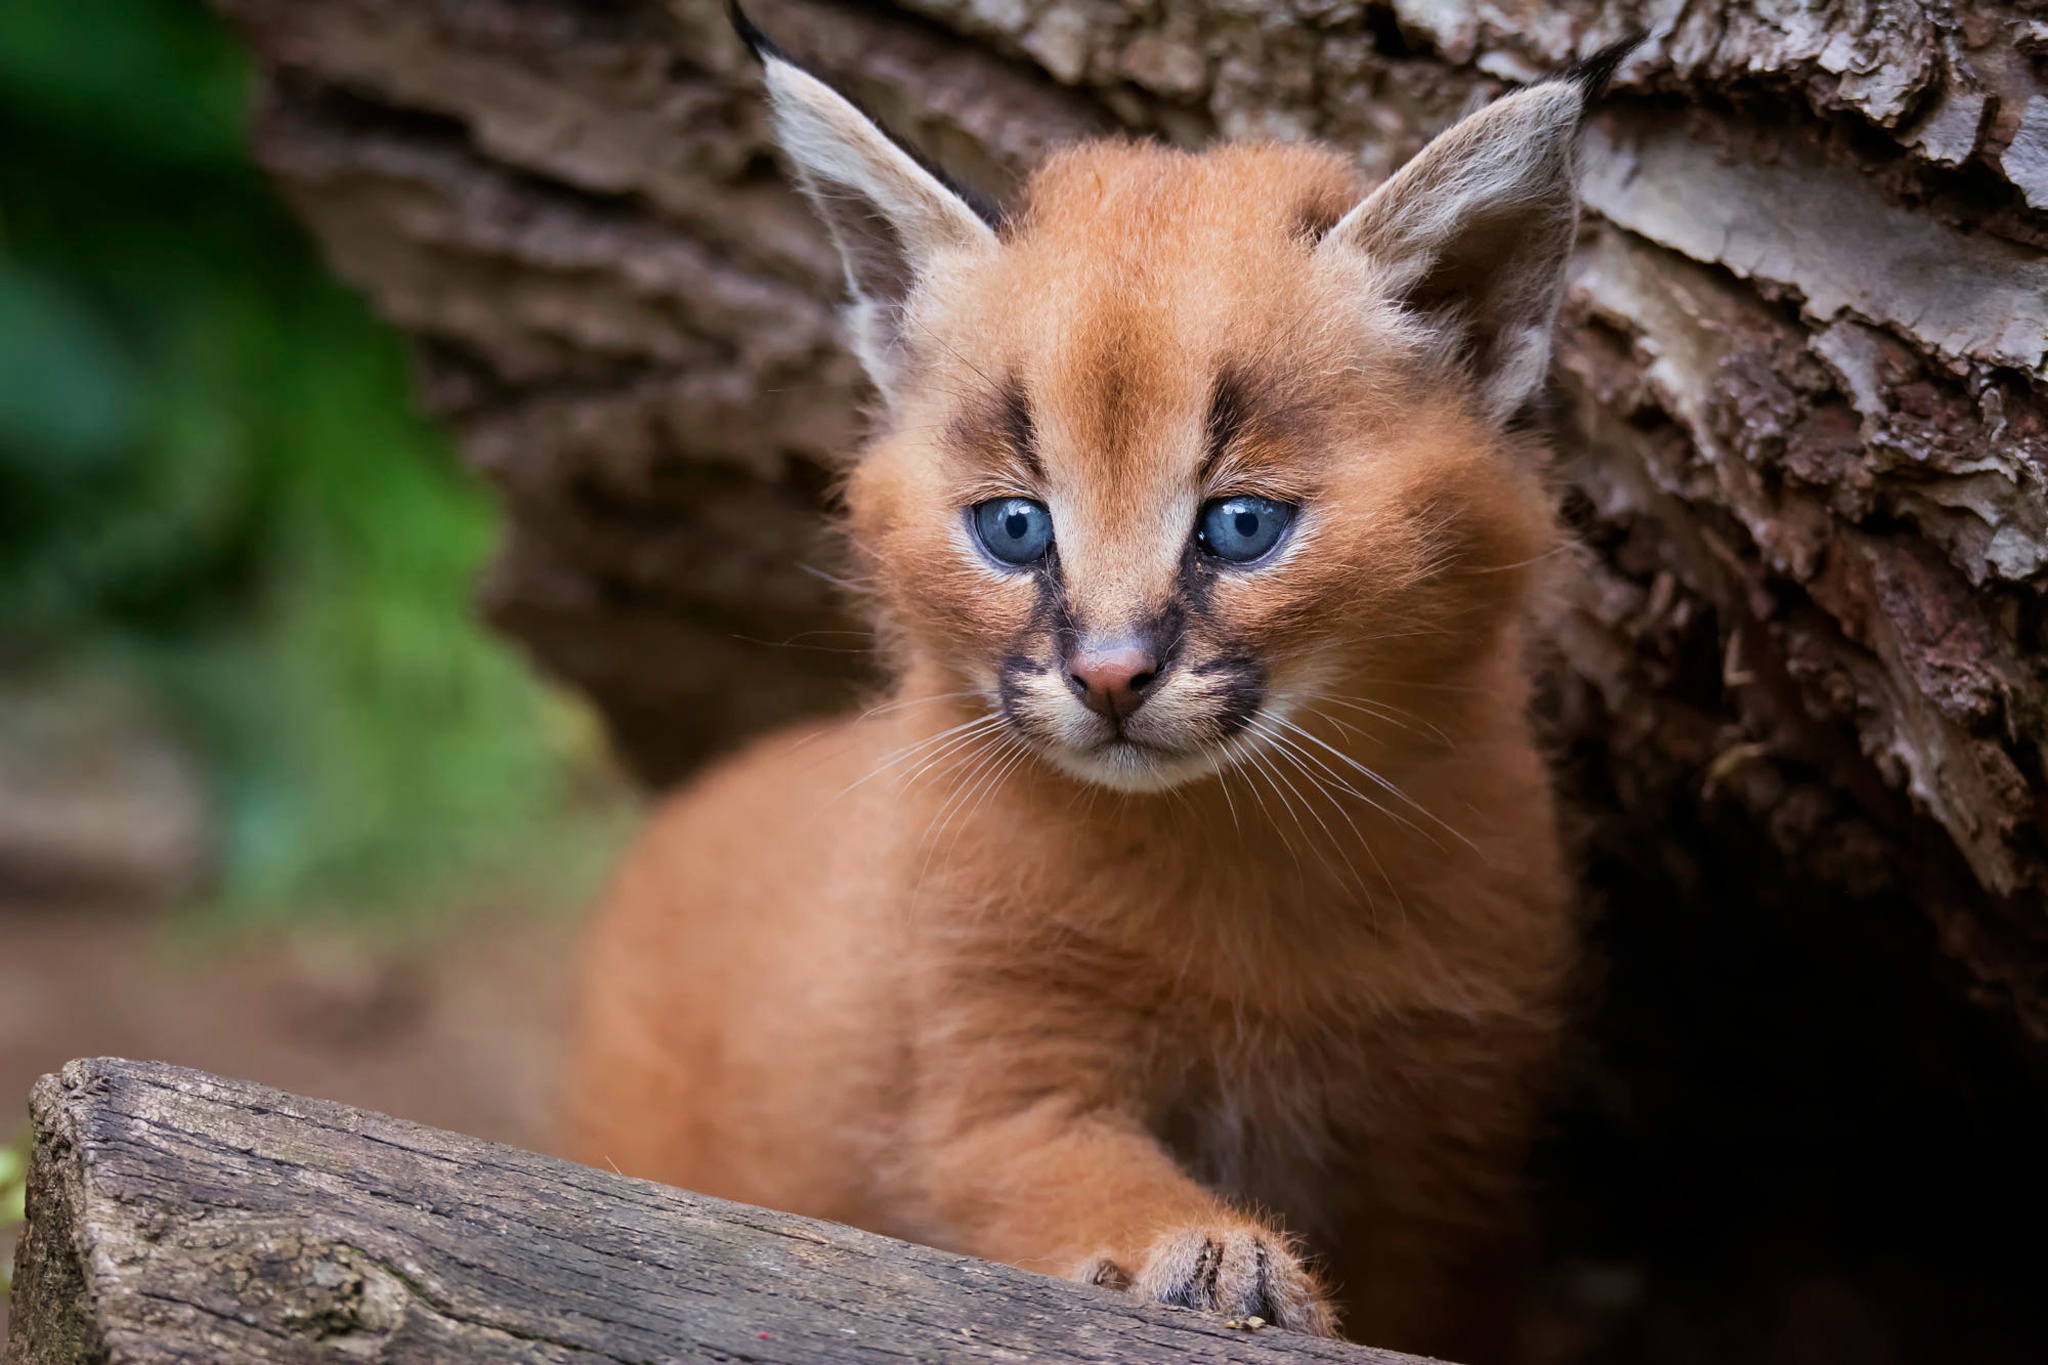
[{"left": 4, "top": 1058, "right": 1447, "bottom": 1365}]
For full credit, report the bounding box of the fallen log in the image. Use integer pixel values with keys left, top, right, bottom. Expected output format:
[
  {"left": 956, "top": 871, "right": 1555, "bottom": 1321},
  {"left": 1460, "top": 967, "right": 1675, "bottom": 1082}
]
[{"left": 4, "top": 1058, "right": 1444, "bottom": 1365}]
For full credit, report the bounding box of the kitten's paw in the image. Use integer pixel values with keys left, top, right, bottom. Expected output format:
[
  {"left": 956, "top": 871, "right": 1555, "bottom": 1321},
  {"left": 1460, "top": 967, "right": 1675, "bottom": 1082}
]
[{"left": 1080, "top": 1226, "right": 1337, "bottom": 1337}]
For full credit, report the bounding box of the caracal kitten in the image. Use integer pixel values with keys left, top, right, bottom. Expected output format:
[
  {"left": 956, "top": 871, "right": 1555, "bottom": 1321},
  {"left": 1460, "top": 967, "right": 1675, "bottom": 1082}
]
[{"left": 569, "top": 12, "right": 1632, "bottom": 1352}]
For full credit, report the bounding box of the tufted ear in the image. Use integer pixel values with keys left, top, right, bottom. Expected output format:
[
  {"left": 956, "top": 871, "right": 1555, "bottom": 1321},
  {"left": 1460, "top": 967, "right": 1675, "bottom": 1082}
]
[
  {"left": 1319, "top": 39, "right": 1638, "bottom": 425},
  {"left": 733, "top": 2, "right": 999, "bottom": 404}
]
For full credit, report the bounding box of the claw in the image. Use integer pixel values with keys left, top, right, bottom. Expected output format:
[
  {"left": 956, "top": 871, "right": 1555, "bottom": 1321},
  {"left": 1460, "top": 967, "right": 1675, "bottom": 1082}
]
[{"left": 1118, "top": 1226, "right": 1338, "bottom": 1337}]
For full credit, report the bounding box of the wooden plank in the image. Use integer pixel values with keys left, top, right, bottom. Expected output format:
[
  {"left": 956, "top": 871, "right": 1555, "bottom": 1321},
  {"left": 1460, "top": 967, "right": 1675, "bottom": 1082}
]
[{"left": 5, "top": 1058, "right": 1444, "bottom": 1364}]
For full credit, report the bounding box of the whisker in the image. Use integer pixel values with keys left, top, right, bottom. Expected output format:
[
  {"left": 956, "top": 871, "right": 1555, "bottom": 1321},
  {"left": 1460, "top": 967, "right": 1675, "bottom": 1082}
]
[
  {"left": 886, "top": 714, "right": 1005, "bottom": 778},
  {"left": 916, "top": 733, "right": 1009, "bottom": 855},
  {"left": 1270, "top": 716, "right": 1475, "bottom": 854},
  {"left": 1247, "top": 720, "right": 1369, "bottom": 900},
  {"left": 1212, "top": 764, "right": 1242, "bottom": 835},
  {"left": 916, "top": 732, "right": 1027, "bottom": 891},
  {"left": 907, "top": 740, "right": 1009, "bottom": 908},
  {"left": 1453, "top": 544, "right": 1573, "bottom": 574},
  {"left": 853, "top": 690, "right": 979, "bottom": 721},
  {"left": 796, "top": 562, "right": 878, "bottom": 593},
  {"left": 1240, "top": 740, "right": 1340, "bottom": 888},
  {"left": 1305, "top": 707, "right": 1379, "bottom": 749},
  {"left": 1231, "top": 744, "right": 1303, "bottom": 881},
  {"left": 730, "top": 632, "right": 876, "bottom": 655},
  {"left": 948, "top": 738, "right": 1034, "bottom": 862},
  {"left": 1350, "top": 677, "right": 1491, "bottom": 694},
  {"left": 791, "top": 690, "right": 978, "bottom": 756},
  {"left": 1252, "top": 721, "right": 1403, "bottom": 919},
  {"left": 832, "top": 712, "right": 1005, "bottom": 803},
  {"left": 1313, "top": 696, "right": 1452, "bottom": 748},
  {"left": 898, "top": 716, "right": 1012, "bottom": 789}
]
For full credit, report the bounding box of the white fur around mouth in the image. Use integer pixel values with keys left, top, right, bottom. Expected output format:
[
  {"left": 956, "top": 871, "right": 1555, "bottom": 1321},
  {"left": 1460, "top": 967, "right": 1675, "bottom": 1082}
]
[
  {"left": 1042, "top": 734, "right": 1232, "bottom": 794},
  {"left": 1030, "top": 691, "right": 1310, "bottom": 794}
]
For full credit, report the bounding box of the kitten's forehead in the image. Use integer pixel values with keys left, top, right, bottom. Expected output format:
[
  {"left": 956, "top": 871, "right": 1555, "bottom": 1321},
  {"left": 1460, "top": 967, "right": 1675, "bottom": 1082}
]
[
  {"left": 1013, "top": 139, "right": 1362, "bottom": 259},
  {"left": 1010, "top": 144, "right": 1356, "bottom": 365},
  {"left": 985, "top": 140, "right": 1366, "bottom": 476}
]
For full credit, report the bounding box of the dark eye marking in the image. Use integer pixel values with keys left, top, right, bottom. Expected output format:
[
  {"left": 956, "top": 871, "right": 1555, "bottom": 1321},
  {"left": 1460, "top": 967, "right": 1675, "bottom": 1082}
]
[
  {"left": 951, "top": 378, "right": 1041, "bottom": 479},
  {"left": 1204, "top": 369, "right": 1252, "bottom": 472},
  {"left": 995, "top": 652, "right": 1046, "bottom": 731},
  {"left": 942, "top": 376, "right": 1040, "bottom": 482},
  {"left": 1193, "top": 656, "right": 1266, "bottom": 740},
  {"left": 1000, "top": 381, "right": 1039, "bottom": 477},
  {"left": 1197, "top": 363, "right": 1322, "bottom": 494}
]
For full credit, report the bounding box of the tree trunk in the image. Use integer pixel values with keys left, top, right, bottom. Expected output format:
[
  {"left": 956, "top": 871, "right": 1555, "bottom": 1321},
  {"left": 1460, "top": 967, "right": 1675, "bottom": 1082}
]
[
  {"left": 4, "top": 1058, "right": 1430, "bottom": 1364},
  {"left": 210, "top": 1, "right": 2048, "bottom": 1358}
]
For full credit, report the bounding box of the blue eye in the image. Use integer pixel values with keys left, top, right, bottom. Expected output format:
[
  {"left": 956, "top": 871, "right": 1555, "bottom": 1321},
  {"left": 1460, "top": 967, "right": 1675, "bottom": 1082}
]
[
  {"left": 972, "top": 497, "right": 1054, "bottom": 565},
  {"left": 1197, "top": 496, "right": 1294, "bottom": 564}
]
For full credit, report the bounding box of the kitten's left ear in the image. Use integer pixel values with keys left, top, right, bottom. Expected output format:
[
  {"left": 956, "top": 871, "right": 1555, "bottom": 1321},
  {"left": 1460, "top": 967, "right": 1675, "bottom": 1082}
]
[
  {"left": 733, "top": 2, "right": 999, "bottom": 403},
  {"left": 1320, "top": 37, "right": 1640, "bottom": 425}
]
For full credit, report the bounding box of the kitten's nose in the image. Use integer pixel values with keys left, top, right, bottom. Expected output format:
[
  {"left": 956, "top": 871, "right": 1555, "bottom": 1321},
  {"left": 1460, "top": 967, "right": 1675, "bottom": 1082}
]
[{"left": 1066, "top": 640, "right": 1160, "bottom": 720}]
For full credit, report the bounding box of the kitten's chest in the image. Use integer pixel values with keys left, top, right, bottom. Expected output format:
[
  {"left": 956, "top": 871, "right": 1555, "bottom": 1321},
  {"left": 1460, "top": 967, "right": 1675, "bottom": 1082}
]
[{"left": 1150, "top": 1010, "right": 1381, "bottom": 1241}]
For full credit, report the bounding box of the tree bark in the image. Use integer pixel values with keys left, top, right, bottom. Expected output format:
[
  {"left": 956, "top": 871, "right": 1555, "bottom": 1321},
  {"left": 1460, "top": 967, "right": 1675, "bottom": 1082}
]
[
  {"left": 4, "top": 1058, "right": 1432, "bottom": 1365},
  {"left": 208, "top": 1, "right": 2048, "bottom": 1357},
  {"left": 209, "top": 0, "right": 2048, "bottom": 1034}
]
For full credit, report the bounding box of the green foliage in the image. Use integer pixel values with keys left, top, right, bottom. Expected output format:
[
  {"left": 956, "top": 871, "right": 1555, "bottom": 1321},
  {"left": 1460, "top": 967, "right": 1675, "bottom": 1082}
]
[
  {"left": 0, "top": 1124, "right": 23, "bottom": 1291},
  {"left": 0, "top": 0, "right": 627, "bottom": 919}
]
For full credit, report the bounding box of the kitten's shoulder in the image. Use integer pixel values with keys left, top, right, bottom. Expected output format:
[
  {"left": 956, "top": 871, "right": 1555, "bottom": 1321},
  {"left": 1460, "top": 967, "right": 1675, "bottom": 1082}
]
[
  {"left": 642, "top": 711, "right": 889, "bottom": 841},
  {"left": 600, "top": 709, "right": 904, "bottom": 952}
]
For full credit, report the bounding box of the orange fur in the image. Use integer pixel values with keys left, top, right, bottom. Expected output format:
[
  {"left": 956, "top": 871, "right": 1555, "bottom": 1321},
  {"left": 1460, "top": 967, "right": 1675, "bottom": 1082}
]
[{"left": 566, "top": 109, "right": 1581, "bottom": 1354}]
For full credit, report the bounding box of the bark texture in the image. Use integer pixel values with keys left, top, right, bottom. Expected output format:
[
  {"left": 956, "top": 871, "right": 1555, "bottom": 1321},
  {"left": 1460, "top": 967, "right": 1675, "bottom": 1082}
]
[
  {"left": 210, "top": 1, "right": 2048, "bottom": 1359},
  {"left": 4, "top": 1058, "right": 1433, "bottom": 1364}
]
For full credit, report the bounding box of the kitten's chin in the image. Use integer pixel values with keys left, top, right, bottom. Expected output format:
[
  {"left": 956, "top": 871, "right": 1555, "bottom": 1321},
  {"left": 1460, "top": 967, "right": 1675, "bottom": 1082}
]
[{"left": 1043, "top": 738, "right": 1226, "bottom": 794}]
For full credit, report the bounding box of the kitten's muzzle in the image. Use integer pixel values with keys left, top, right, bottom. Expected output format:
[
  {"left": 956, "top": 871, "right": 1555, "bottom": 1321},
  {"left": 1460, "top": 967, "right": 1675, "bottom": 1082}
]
[{"left": 1065, "top": 639, "right": 1161, "bottom": 721}]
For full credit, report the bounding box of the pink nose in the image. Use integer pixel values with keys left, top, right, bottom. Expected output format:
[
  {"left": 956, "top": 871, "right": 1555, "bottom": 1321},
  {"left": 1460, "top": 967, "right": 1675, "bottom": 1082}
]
[{"left": 1066, "top": 642, "right": 1160, "bottom": 719}]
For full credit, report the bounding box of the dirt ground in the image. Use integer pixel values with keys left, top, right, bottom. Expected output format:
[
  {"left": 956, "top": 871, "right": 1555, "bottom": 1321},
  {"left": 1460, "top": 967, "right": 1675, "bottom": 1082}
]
[{"left": 0, "top": 897, "right": 581, "bottom": 1340}]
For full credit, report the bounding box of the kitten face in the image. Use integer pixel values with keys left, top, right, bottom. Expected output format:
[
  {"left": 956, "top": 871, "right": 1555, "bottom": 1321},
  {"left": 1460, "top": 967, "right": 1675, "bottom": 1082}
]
[
  {"left": 749, "top": 33, "right": 1591, "bottom": 792},
  {"left": 846, "top": 144, "right": 1554, "bottom": 792}
]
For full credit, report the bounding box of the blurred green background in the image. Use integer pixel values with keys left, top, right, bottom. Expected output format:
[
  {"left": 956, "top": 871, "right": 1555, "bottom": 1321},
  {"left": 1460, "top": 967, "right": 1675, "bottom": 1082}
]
[
  {"left": 0, "top": 0, "right": 635, "bottom": 1294},
  {"left": 0, "top": 0, "right": 628, "bottom": 925}
]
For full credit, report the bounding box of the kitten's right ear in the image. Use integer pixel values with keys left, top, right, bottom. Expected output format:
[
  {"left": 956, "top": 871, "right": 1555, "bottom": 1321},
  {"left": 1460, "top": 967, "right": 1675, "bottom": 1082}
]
[{"left": 732, "top": 2, "right": 999, "bottom": 402}]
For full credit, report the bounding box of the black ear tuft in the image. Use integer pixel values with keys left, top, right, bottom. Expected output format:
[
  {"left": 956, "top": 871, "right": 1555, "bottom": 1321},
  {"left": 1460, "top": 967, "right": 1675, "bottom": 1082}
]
[
  {"left": 727, "top": 0, "right": 1002, "bottom": 229},
  {"left": 728, "top": 0, "right": 791, "bottom": 66},
  {"left": 1558, "top": 32, "right": 1644, "bottom": 103}
]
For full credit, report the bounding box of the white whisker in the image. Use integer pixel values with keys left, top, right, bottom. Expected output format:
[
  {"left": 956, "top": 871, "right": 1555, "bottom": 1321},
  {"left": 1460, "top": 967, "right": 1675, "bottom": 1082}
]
[
  {"left": 899, "top": 715, "right": 1011, "bottom": 790},
  {"left": 1250, "top": 721, "right": 1404, "bottom": 921},
  {"left": 1270, "top": 715, "right": 1476, "bottom": 853},
  {"left": 1313, "top": 696, "right": 1451, "bottom": 748},
  {"left": 831, "top": 711, "right": 1005, "bottom": 803},
  {"left": 1246, "top": 720, "right": 1370, "bottom": 901}
]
